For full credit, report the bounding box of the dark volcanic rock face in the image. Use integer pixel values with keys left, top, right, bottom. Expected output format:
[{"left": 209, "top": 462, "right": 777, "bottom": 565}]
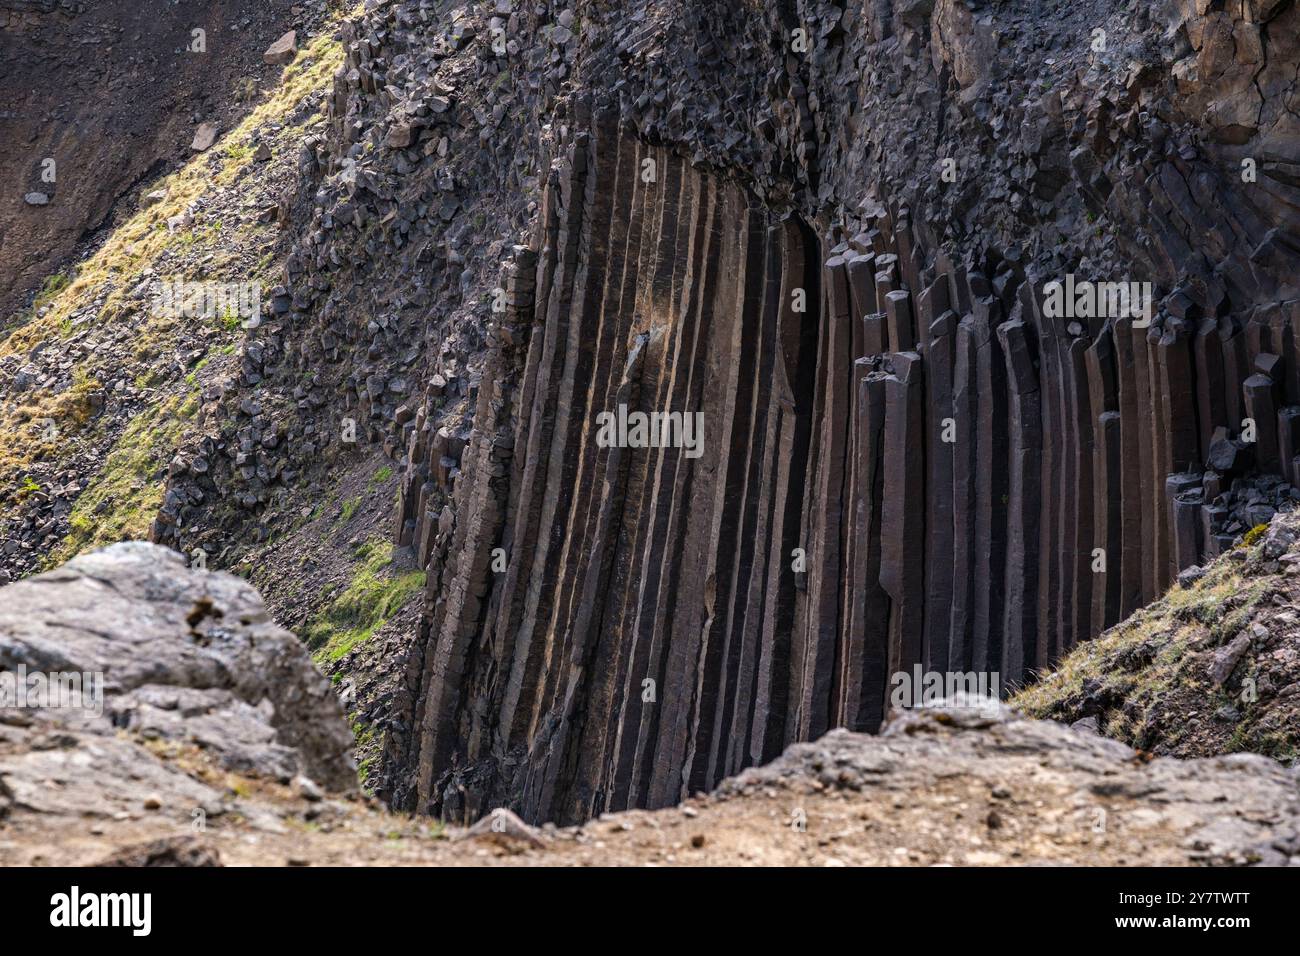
[{"left": 368, "top": 0, "right": 1300, "bottom": 824}]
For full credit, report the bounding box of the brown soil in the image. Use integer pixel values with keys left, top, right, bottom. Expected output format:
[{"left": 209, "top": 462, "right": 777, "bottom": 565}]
[{"left": 0, "top": 0, "right": 331, "bottom": 321}]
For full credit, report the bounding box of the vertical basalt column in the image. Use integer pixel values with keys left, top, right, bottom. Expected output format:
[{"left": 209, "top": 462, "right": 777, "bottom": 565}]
[
  {"left": 533, "top": 119, "right": 640, "bottom": 745},
  {"left": 879, "top": 351, "right": 926, "bottom": 682},
  {"left": 1222, "top": 320, "right": 1249, "bottom": 433},
  {"left": 624, "top": 158, "right": 715, "bottom": 812},
  {"left": 1086, "top": 324, "right": 1121, "bottom": 635},
  {"left": 885, "top": 288, "right": 916, "bottom": 352},
  {"left": 1041, "top": 295, "right": 1079, "bottom": 661},
  {"left": 1194, "top": 317, "right": 1227, "bottom": 464},
  {"left": 1092, "top": 410, "right": 1123, "bottom": 630},
  {"left": 565, "top": 134, "right": 661, "bottom": 818},
  {"left": 684, "top": 200, "right": 776, "bottom": 798},
  {"left": 1279, "top": 406, "right": 1300, "bottom": 485},
  {"left": 791, "top": 251, "right": 853, "bottom": 743},
  {"left": 948, "top": 312, "right": 980, "bottom": 671},
  {"left": 845, "top": 251, "right": 881, "bottom": 354},
  {"left": 1244, "top": 371, "right": 1281, "bottom": 473},
  {"left": 1157, "top": 320, "right": 1201, "bottom": 587},
  {"left": 1167, "top": 474, "right": 1205, "bottom": 571},
  {"left": 997, "top": 314, "right": 1040, "bottom": 684},
  {"left": 1065, "top": 331, "right": 1095, "bottom": 651},
  {"left": 493, "top": 141, "right": 599, "bottom": 754},
  {"left": 642, "top": 177, "right": 743, "bottom": 810},
  {"left": 717, "top": 221, "right": 787, "bottom": 778},
  {"left": 1286, "top": 303, "right": 1300, "bottom": 407},
  {"left": 747, "top": 217, "right": 820, "bottom": 769},
  {"left": 1111, "top": 318, "right": 1144, "bottom": 618},
  {"left": 1128, "top": 320, "right": 1157, "bottom": 604},
  {"left": 415, "top": 136, "right": 596, "bottom": 810},
  {"left": 838, "top": 362, "right": 889, "bottom": 731},
  {"left": 923, "top": 309, "right": 957, "bottom": 673},
  {"left": 507, "top": 119, "right": 633, "bottom": 819},
  {"left": 574, "top": 137, "right": 662, "bottom": 811},
  {"left": 971, "top": 297, "right": 1008, "bottom": 675},
  {"left": 1028, "top": 286, "right": 1062, "bottom": 665}
]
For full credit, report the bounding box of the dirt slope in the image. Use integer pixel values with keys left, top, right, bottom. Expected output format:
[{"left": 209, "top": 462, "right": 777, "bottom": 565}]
[{"left": 0, "top": 0, "right": 334, "bottom": 319}]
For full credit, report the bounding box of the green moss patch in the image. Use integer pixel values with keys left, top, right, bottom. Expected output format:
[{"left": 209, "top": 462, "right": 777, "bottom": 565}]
[{"left": 302, "top": 539, "right": 425, "bottom": 663}]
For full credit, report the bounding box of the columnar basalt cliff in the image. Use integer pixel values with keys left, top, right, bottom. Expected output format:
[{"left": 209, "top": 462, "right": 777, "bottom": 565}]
[
  {"left": 11, "top": 0, "right": 1300, "bottom": 878},
  {"left": 377, "top": 0, "right": 1300, "bottom": 823},
  {"left": 9, "top": 0, "right": 1295, "bottom": 829},
  {"left": 387, "top": 113, "right": 825, "bottom": 821}
]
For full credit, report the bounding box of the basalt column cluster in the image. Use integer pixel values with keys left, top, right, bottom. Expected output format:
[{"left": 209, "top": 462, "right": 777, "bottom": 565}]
[
  {"left": 385, "top": 112, "right": 823, "bottom": 824},
  {"left": 806, "top": 220, "right": 1300, "bottom": 728},
  {"left": 385, "top": 115, "right": 1300, "bottom": 825}
]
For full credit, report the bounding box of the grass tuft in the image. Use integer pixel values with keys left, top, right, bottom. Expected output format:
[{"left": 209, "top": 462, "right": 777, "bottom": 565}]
[{"left": 301, "top": 540, "right": 425, "bottom": 663}]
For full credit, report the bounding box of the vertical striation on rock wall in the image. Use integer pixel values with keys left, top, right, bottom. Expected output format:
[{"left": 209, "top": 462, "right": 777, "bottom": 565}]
[
  {"left": 372, "top": 0, "right": 1300, "bottom": 826},
  {"left": 383, "top": 118, "right": 1299, "bottom": 825},
  {"left": 385, "top": 109, "right": 821, "bottom": 822}
]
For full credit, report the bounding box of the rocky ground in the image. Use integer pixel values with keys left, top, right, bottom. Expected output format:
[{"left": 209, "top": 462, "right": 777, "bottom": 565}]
[{"left": 2, "top": 542, "right": 1298, "bottom": 867}]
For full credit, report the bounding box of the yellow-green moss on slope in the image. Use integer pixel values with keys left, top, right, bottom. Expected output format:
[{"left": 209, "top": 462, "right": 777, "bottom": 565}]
[
  {"left": 302, "top": 540, "right": 426, "bottom": 664},
  {"left": 46, "top": 393, "right": 195, "bottom": 566},
  {"left": 1, "top": 25, "right": 348, "bottom": 564}
]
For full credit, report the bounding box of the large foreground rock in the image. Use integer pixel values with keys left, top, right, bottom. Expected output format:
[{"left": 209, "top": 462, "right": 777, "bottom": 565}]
[{"left": 0, "top": 543, "right": 357, "bottom": 836}]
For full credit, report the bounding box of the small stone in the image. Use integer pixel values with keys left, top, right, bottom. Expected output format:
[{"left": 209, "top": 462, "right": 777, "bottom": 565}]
[
  {"left": 294, "top": 775, "right": 323, "bottom": 802},
  {"left": 460, "top": 808, "right": 545, "bottom": 848},
  {"left": 386, "top": 122, "right": 414, "bottom": 148},
  {"left": 263, "top": 30, "right": 298, "bottom": 66},
  {"left": 1070, "top": 715, "right": 1100, "bottom": 735},
  {"left": 24, "top": 192, "right": 49, "bottom": 206},
  {"left": 1210, "top": 632, "right": 1251, "bottom": 686},
  {"left": 191, "top": 122, "right": 219, "bottom": 152}
]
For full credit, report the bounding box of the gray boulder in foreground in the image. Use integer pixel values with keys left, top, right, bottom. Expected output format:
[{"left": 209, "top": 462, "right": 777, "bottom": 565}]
[{"left": 0, "top": 543, "right": 356, "bottom": 827}]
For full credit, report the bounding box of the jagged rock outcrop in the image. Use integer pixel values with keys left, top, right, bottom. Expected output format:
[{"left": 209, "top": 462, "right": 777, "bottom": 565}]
[
  {"left": 0, "top": 542, "right": 356, "bottom": 834},
  {"left": 719, "top": 702, "right": 1300, "bottom": 867},
  {"left": 377, "top": 0, "right": 1300, "bottom": 824}
]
